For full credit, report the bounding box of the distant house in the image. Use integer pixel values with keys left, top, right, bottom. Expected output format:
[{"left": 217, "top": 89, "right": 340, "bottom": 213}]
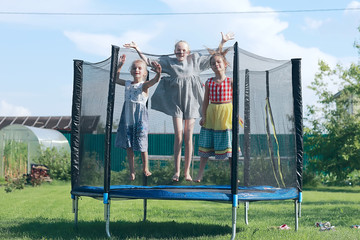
[{"left": 333, "top": 91, "right": 360, "bottom": 115}]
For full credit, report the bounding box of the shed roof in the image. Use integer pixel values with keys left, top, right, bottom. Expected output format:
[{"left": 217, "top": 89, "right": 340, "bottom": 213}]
[{"left": 0, "top": 116, "right": 100, "bottom": 133}]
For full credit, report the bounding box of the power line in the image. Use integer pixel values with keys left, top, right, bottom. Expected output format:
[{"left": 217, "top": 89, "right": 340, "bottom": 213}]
[{"left": 0, "top": 8, "right": 359, "bottom": 16}]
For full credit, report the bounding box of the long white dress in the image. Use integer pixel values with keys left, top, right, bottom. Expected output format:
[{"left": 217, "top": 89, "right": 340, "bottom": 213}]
[{"left": 115, "top": 81, "right": 148, "bottom": 152}]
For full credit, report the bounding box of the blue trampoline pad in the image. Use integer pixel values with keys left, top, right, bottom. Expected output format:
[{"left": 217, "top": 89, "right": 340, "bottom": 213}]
[{"left": 71, "top": 185, "right": 299, "bottom": 202}]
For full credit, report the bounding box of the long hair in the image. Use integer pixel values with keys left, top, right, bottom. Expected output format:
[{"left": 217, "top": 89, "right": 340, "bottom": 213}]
[{"left": 207, "top": 47, "right": 231, "bottom": 67}]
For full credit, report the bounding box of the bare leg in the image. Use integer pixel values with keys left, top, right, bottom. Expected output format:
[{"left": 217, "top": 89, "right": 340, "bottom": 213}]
[
  {"left": 141, "top": 152, "right": 152, "bottom": 177},
  {"left": 194, "top": 157, "right": 208, "bottom": 182},
  {"left": 172, "top": 117, "right": 183, "bottom": 181},
  {"left": 184, "top": 119, "right": 195, "bottom": 181},
  {"left": 126, "top": 148, "right": 135, "bottom": 181}
]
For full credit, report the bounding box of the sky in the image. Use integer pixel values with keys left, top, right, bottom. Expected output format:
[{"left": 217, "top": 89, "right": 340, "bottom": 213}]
[{"left": 0, "top": 0, "right": 359, "bottom": 117}]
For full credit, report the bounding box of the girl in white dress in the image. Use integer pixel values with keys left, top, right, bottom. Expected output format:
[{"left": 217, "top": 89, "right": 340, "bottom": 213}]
[{"left": 115, "top": 54, "right": 161, "bottom": 181}]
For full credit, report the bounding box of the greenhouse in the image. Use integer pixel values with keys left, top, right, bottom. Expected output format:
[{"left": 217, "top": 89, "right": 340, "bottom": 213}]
[{"left": 0, "top": 124, "right": 70, "bottom": 178}]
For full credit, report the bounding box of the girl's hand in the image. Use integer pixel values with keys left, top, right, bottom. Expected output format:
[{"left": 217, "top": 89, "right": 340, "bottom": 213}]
[
  {"left": 221, "top": 32, "right": 235, "bottom": 43},
  {"left": 199, "top": 118, "right": 205, "bottom": 126},
  {"left": 118, "top": 54, "right": 126, "bottom": 69},
  {"left": 123, "top": 41, "right": 138, "bottom": 49},
  {"left": 151, "top": 61, "right": 162, "bottom": 74}
]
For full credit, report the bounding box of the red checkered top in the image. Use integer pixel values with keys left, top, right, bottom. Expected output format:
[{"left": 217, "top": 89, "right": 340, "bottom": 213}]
[{"left": 207, "top": 77, "right": 232, "bottom": 103}]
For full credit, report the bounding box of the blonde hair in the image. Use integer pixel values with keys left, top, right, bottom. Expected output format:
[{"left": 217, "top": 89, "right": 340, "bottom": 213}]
[
  {"left": 174, "top": 40, "right": 190, "bottom": 52},
  {"left": 130, "top": 59, "right": 148, "bottom": 79},
  {"left": 207, "top": 47, "right": 231, "bottom": 67}
]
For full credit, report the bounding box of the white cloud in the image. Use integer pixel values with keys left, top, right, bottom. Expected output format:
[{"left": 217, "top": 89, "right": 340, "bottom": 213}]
[
  {"left": 64, "top": 31, "right": 120, "bottom": 57},
  {"left": 302, "top": 17, "right": 328, "bottom": 30},
  {"left": 164, "top": 0, "right": 355, "bottom": 109},
  {"left": 15, "top": 0, "right": 353, "bottom": 111},
  {"left": 0, "top": 100, "right": 31, "bottom": 116},
  {"left": 345, "top": 1, "right": 360, "bottom": 13},
  {"left": 64, "top": 28, "right": 161, "bottom": 57},
  {"left": 110, "top": 0, "right": 348, "bottom": 108}
]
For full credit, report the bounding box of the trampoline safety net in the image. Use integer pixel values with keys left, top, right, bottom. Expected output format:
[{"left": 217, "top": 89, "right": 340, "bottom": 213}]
[{"left": 71, "top": 44, "right": 302, "bottom": 192}]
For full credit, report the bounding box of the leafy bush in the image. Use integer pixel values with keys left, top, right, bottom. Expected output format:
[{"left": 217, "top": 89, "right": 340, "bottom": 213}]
[
  {"left": 4, "top": 175, "right": 27, "bottom": 193},
  {"left": 0, "top": 177, "right": 6, "bottom": 185},
  {"left": 302, "top": 170, "right": 320, "bottom": 187},
  {"left": 148, "top": 163, "right": 175, "bottom": 185},
  {"left": 346, "top": 170, "right": 360, "bottom": 186},
  {"left": 198, "top": 160, "right": 231, "bottom": 185},
  {"left": 110, "top": 157, "right": 232, "bottom": 186},
  {"left": 78, "top": 151, "right": 104, "bottom": 186},
  {"left": 37, "top": 147, "right": 71, "bottom": 181},
  {"left": 110, "top": 157, "right": 175, "bottom": 185}
]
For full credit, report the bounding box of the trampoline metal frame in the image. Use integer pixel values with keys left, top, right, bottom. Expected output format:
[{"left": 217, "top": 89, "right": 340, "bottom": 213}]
[{"left": 71, "top": 192, "right": 301, "bottom": 239}]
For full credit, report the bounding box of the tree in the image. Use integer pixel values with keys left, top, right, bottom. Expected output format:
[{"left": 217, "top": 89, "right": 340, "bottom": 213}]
[{"left": 305, "top": 26, "right": 360, "bottom": 183}]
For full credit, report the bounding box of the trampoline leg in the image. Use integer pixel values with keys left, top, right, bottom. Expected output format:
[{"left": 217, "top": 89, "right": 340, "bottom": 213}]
[
  {"left": 295, "top": 200, "right": 299, "bottom": 231},
  {"left": 244, "top": 201, "right": 249, "bottom": 225},
  {"left": 298, "top": 191, "right": 302, "bottom": 218},
  {"left": 230, "top": 206, "right": 237, "bottom": 240},
  {"left": 72, "top": 196, "right": 79, "bottom": 229},
  {"left": 143, "top": 199, "right": 147, "bottom": 221},
  {"left": 105, "top": 202, "right": 111, "bottom": 238}
]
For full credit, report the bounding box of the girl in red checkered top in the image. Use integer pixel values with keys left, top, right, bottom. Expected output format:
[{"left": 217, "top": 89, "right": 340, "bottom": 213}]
[{"left": 195, "top": 48, "right": 239, "bottom": 182}]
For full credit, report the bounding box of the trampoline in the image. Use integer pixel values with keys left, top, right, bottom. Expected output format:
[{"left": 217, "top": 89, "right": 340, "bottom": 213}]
[
  {"left": 72, "top": 185, "right": 298, "bottom": 201},
  {"left": 70, "top": 43, "right": 303, "bottom": 239}
]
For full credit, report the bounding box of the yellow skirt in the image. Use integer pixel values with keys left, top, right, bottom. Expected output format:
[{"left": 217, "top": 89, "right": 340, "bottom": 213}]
[{"left": 198, "top": 103, "right": 232, "bottom": 159}]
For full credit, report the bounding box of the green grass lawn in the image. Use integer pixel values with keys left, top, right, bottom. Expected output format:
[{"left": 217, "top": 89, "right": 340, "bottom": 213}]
[{"left": 0, "top": 182, "right": 359, "bottom": 239}]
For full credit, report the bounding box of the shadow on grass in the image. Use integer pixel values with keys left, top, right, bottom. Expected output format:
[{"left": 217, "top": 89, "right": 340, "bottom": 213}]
[
  {"left": 6, "top": 218, "right": 234, "bottom": 239},
  {"left": 257, "top": 200, "right": 358, "bottom": 206},
  {"left": 303, "top": 187, "right": 360, "bottom": 193}
]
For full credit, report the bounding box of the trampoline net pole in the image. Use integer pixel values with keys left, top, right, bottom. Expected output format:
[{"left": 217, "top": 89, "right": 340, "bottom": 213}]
[
  {"left": 71, "top": 60, "right": 83, "bottom": 190},
  {"left": 291, "top": 58, "right": 303, "bottom": 193},
  {"left": 104, "top": 45, "right": 119, "bottom": 192},
  {"left": 243, "top": 69, "right": 250, "bottom": 186},
  {"left": 231, "top": 42, "right": 239, "bottom": 195}
]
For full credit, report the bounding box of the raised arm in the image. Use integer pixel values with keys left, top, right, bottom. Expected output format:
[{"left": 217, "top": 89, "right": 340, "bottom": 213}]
[
  {"left": 123, "top": 41, "right": 150, "bottom": 66},
  {"left": 115, "top": 54, "right": 126, "bottom": 86},
  {"left": 218, "top": 32, "right": 235, "bottom": 52},
  {"left": 199, "top": 83, "right": 210, "bottom": 126},
  {"left": 142, "top": 61, "right": 162, "bottom": 93}
]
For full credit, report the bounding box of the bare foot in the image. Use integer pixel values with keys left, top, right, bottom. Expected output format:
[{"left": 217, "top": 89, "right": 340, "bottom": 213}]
[
  {"left": 129, "top": 172, "right": 135, "bottom": 181},
  {"left": 194, "top": 177, "right": 202, "bottom": 183},
  {"left": 185, "top": 174, "right": 193, "bottom": 182},
  {"left": 194, "top": 172, "right": 203, "bottom": 183},
  {"left": 172, "top": 174, "right": 180, "bottom": 182},
  {"left": 144, "top": 170, "right": 152, "bottom": 177}
]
